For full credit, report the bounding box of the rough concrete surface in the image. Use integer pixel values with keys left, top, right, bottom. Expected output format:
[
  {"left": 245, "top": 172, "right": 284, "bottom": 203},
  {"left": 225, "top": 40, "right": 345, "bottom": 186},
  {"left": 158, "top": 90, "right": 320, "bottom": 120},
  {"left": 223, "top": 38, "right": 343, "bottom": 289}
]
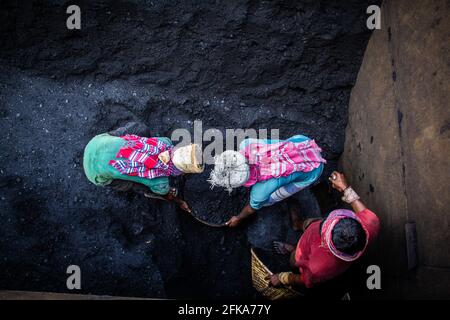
[
  {"left": 0, "top": 0, "right": 374, "bottom": 298},
  {"left": 342, "top": 0, "right": 450, "bottom": 299}
]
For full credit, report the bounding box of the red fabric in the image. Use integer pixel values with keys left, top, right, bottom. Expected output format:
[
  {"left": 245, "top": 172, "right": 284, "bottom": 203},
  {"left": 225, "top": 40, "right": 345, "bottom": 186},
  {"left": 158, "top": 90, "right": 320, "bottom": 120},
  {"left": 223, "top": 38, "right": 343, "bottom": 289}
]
[
  {"left": 109, "top": 135, "right": 181, "bottom": 179},
  {"left": 115, "top": 136, "right": 162, "bottom": 169},
  {"left": 294, "top": 209, "right": 380, "bottom": 288}
]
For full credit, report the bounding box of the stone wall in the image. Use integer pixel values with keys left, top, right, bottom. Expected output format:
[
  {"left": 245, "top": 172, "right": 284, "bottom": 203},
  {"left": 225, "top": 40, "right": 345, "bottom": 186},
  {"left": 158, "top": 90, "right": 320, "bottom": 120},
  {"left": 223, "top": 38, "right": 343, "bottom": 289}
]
[{"left": 341, "top": 0, "right": 450, "bottom": 298}]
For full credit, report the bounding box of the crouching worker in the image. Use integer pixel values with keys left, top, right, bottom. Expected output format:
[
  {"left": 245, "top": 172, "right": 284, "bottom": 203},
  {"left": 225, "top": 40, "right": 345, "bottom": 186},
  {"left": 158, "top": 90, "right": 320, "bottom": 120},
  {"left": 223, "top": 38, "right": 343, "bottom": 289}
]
[
  {"left": 209, "top": 135, "right": 326, "bottom": 227},
  {"left": 83, "top": 127, "right": 203, "bottom": 212},
  {"left": 268, "top": 171, "right": 380, "bottom": 289}
]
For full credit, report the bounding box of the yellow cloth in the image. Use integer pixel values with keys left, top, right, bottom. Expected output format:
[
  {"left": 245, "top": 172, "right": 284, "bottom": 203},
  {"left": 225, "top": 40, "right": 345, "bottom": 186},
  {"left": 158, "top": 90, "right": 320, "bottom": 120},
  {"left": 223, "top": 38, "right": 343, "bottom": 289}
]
[{"left": 172, "top": 144, "right": 203, "bottom": 173}]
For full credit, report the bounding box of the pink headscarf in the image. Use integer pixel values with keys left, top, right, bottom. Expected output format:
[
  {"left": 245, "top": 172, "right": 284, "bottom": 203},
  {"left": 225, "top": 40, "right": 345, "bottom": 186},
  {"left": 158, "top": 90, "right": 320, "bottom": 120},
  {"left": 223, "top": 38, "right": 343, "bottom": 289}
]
[{"left": 321, "top": 209, "right": 369, "bottom": 262}]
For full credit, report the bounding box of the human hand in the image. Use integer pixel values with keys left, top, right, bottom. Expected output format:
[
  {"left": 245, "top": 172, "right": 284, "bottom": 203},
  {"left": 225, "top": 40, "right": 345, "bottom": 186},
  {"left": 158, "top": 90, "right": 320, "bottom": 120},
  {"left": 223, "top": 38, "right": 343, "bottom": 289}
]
[
  {"left": 168, "top": 187, "right": 178, "bottom": 197},
  {"left": 225, "top": 216, "right": 241, "bottom": 228},
  {"left": 178, "top": 200, "right": 192, "bottom": 213},
  {"left": 265, "top": 274, "right": 282, "bottom": 287},
  {"left": 329, "top": 171, "right": 349, "bottom": 193}
]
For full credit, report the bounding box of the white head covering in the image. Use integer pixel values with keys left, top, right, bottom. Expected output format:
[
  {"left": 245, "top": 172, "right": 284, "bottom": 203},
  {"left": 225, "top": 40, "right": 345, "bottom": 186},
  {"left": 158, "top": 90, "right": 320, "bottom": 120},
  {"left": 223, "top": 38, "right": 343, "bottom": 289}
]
[
  {"left": 209, "top": 150, "right": 249, "bottom": 192},
  {"left": 172, "top": 144, "right": 204, "bottom": 173}
]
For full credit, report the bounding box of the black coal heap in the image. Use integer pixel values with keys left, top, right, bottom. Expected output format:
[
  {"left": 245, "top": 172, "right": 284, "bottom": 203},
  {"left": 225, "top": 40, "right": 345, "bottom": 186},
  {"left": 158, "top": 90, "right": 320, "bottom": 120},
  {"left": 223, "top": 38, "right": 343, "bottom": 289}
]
[{"left": 0, "top": 0, "right": 375, "bottom": 298}]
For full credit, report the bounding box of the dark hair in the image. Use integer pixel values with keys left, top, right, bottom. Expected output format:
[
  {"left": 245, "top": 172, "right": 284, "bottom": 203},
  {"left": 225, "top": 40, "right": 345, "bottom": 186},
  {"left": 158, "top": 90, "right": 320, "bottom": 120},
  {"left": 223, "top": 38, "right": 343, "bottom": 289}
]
[{"left": 332, "top": 218, "right": 366, "bottom": 255}]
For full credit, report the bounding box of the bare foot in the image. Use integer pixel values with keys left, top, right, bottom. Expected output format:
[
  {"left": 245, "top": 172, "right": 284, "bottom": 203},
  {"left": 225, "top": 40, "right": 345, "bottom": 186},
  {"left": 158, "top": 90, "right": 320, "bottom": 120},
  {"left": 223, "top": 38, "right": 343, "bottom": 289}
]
[{"left": 272, "top": 241, "right": 295, "bottom": 255}]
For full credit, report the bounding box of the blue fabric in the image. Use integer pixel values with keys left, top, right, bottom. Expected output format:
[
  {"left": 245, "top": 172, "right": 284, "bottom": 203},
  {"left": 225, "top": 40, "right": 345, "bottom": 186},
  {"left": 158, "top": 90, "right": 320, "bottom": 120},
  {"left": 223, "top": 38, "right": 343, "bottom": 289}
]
[{"left": 239, "top": 135, "right": 324, "bottom": 209}]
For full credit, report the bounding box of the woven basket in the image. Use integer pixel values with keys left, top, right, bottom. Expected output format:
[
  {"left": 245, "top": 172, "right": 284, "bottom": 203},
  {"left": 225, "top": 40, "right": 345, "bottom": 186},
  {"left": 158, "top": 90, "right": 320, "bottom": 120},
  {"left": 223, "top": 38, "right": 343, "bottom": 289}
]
[{"left": 251, "top": 248, "right": 301, "bottom": 300}]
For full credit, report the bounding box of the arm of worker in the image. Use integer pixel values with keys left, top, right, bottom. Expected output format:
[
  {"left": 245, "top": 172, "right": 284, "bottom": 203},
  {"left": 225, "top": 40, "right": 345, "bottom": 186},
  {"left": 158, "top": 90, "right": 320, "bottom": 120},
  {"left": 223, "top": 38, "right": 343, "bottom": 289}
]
[
  {"left": 267, "top": 272, "right": 305, "bottom": 288},
  {"left": 329, "top": 171, "right": 380, "bottom": 244},
  {"left": 225, "top": 204, "right": 256, "bottom": 227},
  {"left": 329, "top": 171, "right": 367, "bottom": 213},
  {"left": 169, "top": 195, "right": 192, "bottom": 213},
  {"left": 144, "top": 187, "right": 192, "bottom": 213}
]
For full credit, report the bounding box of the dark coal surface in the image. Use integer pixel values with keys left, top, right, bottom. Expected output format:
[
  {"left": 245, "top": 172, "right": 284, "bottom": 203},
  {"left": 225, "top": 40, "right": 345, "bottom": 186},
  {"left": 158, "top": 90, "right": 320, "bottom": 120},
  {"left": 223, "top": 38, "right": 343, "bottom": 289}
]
[
  {"left": 0, "top": 0, "right": 375, "bottom": 298},
  {"left": 184, "top": 166, "right": 248, "bottom": 226}
]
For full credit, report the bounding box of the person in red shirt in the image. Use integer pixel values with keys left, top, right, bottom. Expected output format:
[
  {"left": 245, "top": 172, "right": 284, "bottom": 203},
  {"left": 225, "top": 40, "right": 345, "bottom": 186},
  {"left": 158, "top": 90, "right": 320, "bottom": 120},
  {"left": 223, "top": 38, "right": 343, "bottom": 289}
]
[{"left": 268, "top": 171, "right": 380, "bottom": 289}]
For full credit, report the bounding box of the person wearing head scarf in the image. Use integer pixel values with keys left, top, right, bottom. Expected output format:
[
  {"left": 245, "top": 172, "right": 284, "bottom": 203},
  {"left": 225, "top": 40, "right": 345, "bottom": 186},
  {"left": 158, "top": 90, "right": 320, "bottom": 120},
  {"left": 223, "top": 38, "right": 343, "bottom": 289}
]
[
  {"left": 83, "top": 122, "right": 203, "bottom": 212},
  {"left": 267, "top": 171, "right": 380, "bottom": 289},
  {"left": 209, "top": 134, "right": 326, "bottom": 227}
]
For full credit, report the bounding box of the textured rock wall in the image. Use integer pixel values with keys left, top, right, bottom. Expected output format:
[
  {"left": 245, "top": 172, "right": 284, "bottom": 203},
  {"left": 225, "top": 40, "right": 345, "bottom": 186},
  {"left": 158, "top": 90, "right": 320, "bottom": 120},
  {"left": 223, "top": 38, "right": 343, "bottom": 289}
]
[{"left": 341, "top": 0, "right": 450, "bottom": 299}]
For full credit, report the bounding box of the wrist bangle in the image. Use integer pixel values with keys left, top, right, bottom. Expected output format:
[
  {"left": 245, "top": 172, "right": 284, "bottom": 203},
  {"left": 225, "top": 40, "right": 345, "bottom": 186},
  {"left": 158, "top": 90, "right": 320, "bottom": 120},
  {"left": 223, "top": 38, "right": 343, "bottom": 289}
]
[
  {"left": 278, "top": 272, "right": 292, "bottom": 285},
  {"left": 342, "top": 186, "right": 360, "bottom": 204}
]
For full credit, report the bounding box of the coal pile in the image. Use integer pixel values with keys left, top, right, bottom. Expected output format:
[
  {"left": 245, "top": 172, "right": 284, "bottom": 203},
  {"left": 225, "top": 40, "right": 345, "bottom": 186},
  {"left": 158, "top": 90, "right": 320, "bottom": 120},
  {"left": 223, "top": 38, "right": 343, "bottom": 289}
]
[
  {"left": 0, "top": 0, "right": 375, "bottom": 298},
  {"left": 183, "top": 167, "right": 248, "bottom": 226}
]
